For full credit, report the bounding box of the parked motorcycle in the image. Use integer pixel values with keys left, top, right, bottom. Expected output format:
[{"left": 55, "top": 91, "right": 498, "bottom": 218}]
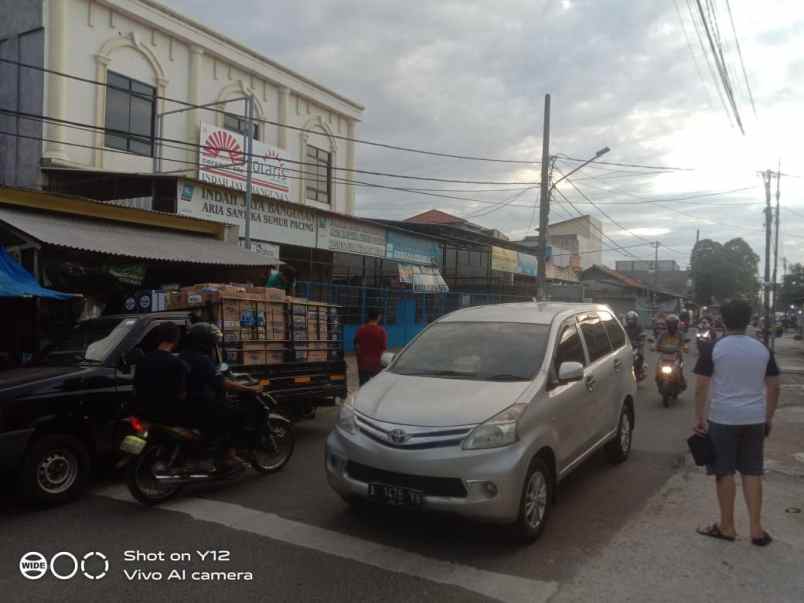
[{"left": 119, "top": 369, "right": 294, "bottom": 506}]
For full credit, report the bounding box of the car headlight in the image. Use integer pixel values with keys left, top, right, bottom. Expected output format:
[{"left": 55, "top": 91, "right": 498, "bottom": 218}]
[
  {"left": 336, "top": 394, "right": 357, "bottom": 434},
  {"left": 463, "top": 403, "right": 527, "bottom": 450}
]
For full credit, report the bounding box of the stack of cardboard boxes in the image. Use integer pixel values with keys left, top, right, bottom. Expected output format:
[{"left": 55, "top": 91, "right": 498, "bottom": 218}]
[{"left": 163, "top": 283, "right": 341, "bottom": 366}]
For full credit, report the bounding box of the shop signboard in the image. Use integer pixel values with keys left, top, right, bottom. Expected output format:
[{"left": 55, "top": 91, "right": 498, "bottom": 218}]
[
  {"left": 317, "top": 216, "right": 386, "bottom": 257},
  {"left": 177, "top": 180, "right": 317, "bottom": 248},
  {"left": 491, "top": 246, "right": 517, "bottom": 273},
  {"left": 386, "top": 230, "right": 440, "bottom": 265},
  {"left": 239, "top": 239, "right": 280, "bottom": 262},
  {"left": 491, "top": 246, "right": 539, "bottom": 277},
  {"left": 198, "top": 122, "right": 291, "bottom": 202},
  {"left": 397, "top": 264, "right": 449, "bottom": 293}
]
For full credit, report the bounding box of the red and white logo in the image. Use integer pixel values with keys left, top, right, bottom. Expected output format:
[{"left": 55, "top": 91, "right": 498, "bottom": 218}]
[{"left": 203, "top": 130, "right": 243, "bottom": 164}]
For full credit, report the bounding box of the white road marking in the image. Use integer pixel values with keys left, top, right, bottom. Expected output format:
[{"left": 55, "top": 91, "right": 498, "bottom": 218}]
[{"left": 96, "top": 485, "right": 558, "bottom": 603}]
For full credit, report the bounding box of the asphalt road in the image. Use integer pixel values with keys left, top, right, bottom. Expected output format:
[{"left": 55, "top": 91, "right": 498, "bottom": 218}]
[{"left": 0, "top": 347, "right": 697, "bottom": 603}]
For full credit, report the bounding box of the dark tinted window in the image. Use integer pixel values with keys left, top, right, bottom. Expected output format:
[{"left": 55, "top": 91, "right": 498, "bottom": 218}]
[
  {"left": 392, "top": 322, "right": 549, "bottom": 381},
  {"left": 579, "top": 316, "right": 613, "bottom": 362},
  {"left": 554, "top": 323, "right": 586, "bottom": 369},
  {"left": 600, "top": 311, "right": 626, "bottom": 349},
  {"left": 223, "top": 112, "right": 259, "bottom": 140},
  {"left": 105, "top": 71, "right": 155, "bottom": 156}
]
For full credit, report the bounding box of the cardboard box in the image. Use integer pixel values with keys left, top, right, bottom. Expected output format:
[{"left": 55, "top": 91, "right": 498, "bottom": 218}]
[{"left": 264, "top": 288, "right": 286, "bottom": 301}]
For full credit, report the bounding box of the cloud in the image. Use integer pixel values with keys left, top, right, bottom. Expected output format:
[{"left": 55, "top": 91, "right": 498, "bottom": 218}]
[{"left": 164, "top": 0, "right": 804, "bottom": 268}]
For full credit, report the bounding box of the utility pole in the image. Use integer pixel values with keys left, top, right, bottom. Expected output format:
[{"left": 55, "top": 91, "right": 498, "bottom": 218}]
[
  {"left": 244, "top": 95, "right": 255, "bottom": 250},
  {"left": 771, "top": 164, "right": 781, "bottom": 350},
  {"left": 652, "top": 241, "right": 660, "bottom": 318},
  {"left": 536, "top": 94, "right": 551, "bottom": 300},
  {"left": 763, "top": 169, "right": 773, "bottom": 345}
]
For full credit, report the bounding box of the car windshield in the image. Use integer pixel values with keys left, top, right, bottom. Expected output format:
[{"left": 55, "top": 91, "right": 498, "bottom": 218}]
[
  {"left": 39, "top": 318, "right": 138, "bottom": 365},
  {"left": 391, "top": 322, "right": 549, "bottom": 381}
]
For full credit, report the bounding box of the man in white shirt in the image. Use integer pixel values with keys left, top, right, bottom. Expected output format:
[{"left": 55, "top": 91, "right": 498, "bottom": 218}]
[{"left": 693, "top": 299, "right": 780, "bottom": 546}]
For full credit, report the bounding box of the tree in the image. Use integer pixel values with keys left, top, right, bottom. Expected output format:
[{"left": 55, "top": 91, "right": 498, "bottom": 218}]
[
  {"left": 780, "top": 263, "right": 804, "bottom": 307},
  {"left": 690, "top": 237, "right": 759, "bottom": 305}
]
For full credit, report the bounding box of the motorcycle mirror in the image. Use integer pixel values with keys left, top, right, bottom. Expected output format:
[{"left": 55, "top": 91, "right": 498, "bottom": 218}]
[{"left": 217, "top": 362, "right": 230, "bottom": 374}]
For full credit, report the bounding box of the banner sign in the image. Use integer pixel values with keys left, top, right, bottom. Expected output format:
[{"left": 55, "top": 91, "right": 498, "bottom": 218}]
[
  {"left": 177, "top": 180, "right": 317, "bottom": 247},
  {"left": 240, "top": 240, "right": 280, "bottom": 262},
  {"left": 397, "top": 264, "right": 449, "bottom": 293},
  {"left": 491, "top": 246, "right": 539, "bottom": 277},
  {"left": 317, "top": 216, "right": 386, "bottom": 257},
  {"left": 491, "top": 246, "right": 517, "bottom": 273},
  {"left": 198, "top": 123, "right": 291, "bottom": 202},
  {"left": 386, "top": 231, "right": 440, "bottom": 265}
]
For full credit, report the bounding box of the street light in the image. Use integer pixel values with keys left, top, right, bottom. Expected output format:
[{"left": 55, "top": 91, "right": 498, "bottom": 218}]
[{"left": 551, "top": 147, "right": 611, "bottom": 189}]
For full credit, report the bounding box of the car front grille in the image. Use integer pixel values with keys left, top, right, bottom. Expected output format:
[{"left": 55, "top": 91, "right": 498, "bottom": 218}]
[
  {"left": 355, "top": 413, "right": 472, "bottom": 450},
  {"left": 346, "top": 461, "right": 468, "bottom": 498}
]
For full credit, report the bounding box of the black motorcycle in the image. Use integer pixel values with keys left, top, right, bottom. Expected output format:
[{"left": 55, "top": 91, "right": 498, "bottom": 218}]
[{"left": 120, "top": 370, "right": 294, "bottom": 506}]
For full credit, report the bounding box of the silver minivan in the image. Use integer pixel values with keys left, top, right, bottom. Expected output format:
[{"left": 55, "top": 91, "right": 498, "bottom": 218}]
[{"left": 325, "top": 302, "right": 637, "bottom": 541}]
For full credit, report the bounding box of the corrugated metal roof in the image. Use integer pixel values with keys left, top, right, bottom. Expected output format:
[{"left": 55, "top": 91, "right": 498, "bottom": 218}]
[{"left": 0, "top": 206, "right": 273, "bottom": 267}]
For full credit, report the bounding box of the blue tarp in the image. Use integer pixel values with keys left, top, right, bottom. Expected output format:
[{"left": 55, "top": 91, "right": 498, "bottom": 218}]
[{"left": 0, "top": 248, "right": 73, "bottom": 299}]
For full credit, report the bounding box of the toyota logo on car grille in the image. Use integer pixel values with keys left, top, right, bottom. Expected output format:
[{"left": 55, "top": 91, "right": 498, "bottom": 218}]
[{"left": 388, "top": 429, "right": 410, "bottom": 444}]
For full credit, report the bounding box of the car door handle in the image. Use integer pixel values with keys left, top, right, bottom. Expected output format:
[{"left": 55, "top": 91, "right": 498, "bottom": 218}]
[
  {"left": 584, "top": 375, "right": 596, "bottom": 391},
  {"left": 614, "top": 359, "right": 623, "bottom": 372}
]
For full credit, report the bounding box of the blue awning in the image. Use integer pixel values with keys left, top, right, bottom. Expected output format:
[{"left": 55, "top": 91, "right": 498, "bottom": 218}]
[{"left": 0, "top": 248, "right": 73, "bottom": 300}]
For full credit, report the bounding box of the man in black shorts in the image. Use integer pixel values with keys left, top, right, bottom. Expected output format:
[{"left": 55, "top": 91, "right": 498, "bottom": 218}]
[{"left": 693, "top": 299, "right": 781, "bottom": 546}]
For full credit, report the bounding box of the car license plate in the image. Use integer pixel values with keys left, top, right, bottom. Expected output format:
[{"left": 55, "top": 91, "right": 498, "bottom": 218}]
[
  {"left": 120, "top": 435, "right": 147, "bottom": 455},
  {"left": 368, "top": 483, "right": 423, "bottom": 506}
]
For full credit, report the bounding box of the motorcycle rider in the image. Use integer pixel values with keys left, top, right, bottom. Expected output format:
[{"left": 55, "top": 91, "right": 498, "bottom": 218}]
[
  {"left": 179, "top": 322, "right": 255, "bottom": 473},
  {"left": 655, "top": 313, "right": 687, "bottom": 390},
  {"left": 133, "top": 322, "right": 189, "bottom": 426},
  {"left": 624, "top": 311, "right": 645, "bottom": 380}
]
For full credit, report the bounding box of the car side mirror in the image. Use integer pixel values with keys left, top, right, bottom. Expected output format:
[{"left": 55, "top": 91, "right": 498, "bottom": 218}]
[
  {"left": 380, "top": 352, "right": 395, "bottom": 368},
  {"left": 119, "top": 348, "right": 145, "bottom": 374},
  {"left": 558, "top": 361, "right": 584, "bottom": 383}
]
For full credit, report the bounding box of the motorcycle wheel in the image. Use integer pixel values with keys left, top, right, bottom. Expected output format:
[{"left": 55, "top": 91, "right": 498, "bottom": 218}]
[
  {"left": 662, "top": 392, "right": 671, "bottom": 408},
  {"left": 250, "top": 416, "right": 295, "bottom": 474},
  {"left": 126, "top": 445, "right": 183, "bottom": 506}
]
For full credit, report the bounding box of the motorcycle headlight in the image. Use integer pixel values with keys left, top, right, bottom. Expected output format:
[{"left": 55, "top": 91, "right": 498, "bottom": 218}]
[
  {"left": 661, "top": 365, "right": 673, "bottom": 375},
  {"left": 336, "top": 395, "right": 357, "bottom": 435},
  {"left": 463, "top": 403, "right": 527, "bottom": 450}
]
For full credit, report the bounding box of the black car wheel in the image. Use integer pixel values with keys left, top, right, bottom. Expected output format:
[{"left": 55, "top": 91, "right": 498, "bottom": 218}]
[
  {"left": 20, "top": 434, "right": 91, "bottom": 505},
  {"left": 606, "top": 405, "right": 634, "bottom": 464},
  {"left": 512, "top": 457, "right": 553, "bottom": 543}
]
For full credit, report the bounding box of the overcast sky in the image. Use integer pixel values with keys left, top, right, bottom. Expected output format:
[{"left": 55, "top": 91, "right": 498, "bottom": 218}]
[{"left": 166, "top": 0, "right": 804, "bottom": 271}]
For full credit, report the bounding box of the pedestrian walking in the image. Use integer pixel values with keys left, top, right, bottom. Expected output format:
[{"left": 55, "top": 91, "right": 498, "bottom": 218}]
[
  {"left": 692, "top": 298, "right": 781, "bottom": 546},
  {"left": 354, "top": 309, "right": 387, "bottom": 386}
]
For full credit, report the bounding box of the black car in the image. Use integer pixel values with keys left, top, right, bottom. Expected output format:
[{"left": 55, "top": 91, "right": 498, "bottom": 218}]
[{"left": 0, "top": 311, "right": 347, "bottom": 505}]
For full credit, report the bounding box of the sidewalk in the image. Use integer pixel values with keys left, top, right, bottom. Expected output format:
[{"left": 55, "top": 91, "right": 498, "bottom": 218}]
[{"left": 553, "top": 367, "right": 804, "bottom": 603}]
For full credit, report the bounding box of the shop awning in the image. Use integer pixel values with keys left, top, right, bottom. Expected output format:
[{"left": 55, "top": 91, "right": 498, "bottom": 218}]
[
  {"left": 0, "top": 206, "right": 274, "bottom": 267},
  {"left": 0, "top": 248, "right": 73, "bottom": 299},
  {"left": 398, "top": 264, "right": 449, "bottom": 293}
]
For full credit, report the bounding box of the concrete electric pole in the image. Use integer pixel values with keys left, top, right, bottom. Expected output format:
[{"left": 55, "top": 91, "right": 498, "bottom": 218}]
[
  {"left": 537, "top": 94, "right": 551, "bottom": 301},
  {"left": 763, "top": 169, "right": 773, "bottom": 345},
  {"left": 771, "top": 165, "right": 781, "bottom": 350}
]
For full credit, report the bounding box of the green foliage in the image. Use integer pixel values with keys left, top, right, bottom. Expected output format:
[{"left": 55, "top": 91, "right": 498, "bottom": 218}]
[
  {"left": 690, "top": 237, "right": 759, "bottom": 305},
  {"left": 780, "top": 263, "right": 804, "bottom": 306}
]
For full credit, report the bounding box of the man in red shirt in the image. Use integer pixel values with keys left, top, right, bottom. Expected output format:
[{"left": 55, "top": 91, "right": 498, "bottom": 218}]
[{"left": 354, "top": 309, "right": 387, "bottom": 386}]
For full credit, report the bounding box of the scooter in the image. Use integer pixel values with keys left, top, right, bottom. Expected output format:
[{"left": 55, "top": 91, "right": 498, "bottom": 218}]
[
  {"left": 632, "top": 337, "right": 647, "bottom": 383},
  {"left": 119, "top": 368, "right": 294, "bottom": 506},
  {"left": 655, "top": 352, "right": 685, "bottom": 407}
]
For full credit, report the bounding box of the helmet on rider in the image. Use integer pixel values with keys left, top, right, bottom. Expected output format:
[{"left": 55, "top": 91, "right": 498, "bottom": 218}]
[
  {"left": 184, "top": 322, "right": 223, "bottom": 356},
  {"left": 625, "top": 310, "right": 639, "bottom": 325},
  {"left": 665, "top": 314, "right": 680, "bottom": 335}
]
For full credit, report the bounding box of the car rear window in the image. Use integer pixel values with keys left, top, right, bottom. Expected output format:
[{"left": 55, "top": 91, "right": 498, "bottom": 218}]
[{"left": 391, "top": 322, "right": 549, "bottom": 381}]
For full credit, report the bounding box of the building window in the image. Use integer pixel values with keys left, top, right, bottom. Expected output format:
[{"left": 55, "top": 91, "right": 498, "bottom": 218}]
[
  {"left": 105, "top": 71, "right": 156, "bottom": 157},
  {"left": 305, "top": 144, "right": 331, "bottom": 205},
  {"left": 223, "top": 112, "right": 259, "bottom": 140}
]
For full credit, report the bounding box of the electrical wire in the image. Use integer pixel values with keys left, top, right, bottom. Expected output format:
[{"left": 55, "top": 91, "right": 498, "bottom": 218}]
[
  {"left": 0, "top": 55, "right": 542, "bottom": 166},
  {"left": 724, "top": 0, "right": 757, "bottom": 118},
  {"left": 673, "top": 0, "right": 718, "bottom": 112}
]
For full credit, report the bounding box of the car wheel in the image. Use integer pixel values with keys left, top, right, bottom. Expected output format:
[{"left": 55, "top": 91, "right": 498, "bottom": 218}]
[
  {"left": 606, "top": 406, "right": 634, "bottom": 464},
  {"left": 512, "top": 457, "right": 553, "bottom": 543},
  {"left": 20, "top": 434, "right": 91, "bottom": 505}
]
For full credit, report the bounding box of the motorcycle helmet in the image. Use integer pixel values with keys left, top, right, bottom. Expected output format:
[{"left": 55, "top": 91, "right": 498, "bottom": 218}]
[
  {"left": 665, "top": 313, "right": 680, "bottom": 335},
  {"left": 625, "top": 310, "right": 639, "bottom": 325},
  {"left": 184, "top": 322, "right": 223, "bottom": 354}
]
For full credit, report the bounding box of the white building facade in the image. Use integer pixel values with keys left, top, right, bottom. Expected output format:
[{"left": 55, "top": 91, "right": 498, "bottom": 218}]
[{"left": 3, "top": 0, "right": 363, "bottom": 216}]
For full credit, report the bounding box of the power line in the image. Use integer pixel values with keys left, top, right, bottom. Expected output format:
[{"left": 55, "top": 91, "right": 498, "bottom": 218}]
[
  {"left": 0, "top": 55, "right": 542, "bottom": 166},
  {"left": 724, "top": 0, "right": 758, "bottom": 117},
  {"left": 695, "top": 0, "right": 745, "bottom": 134},
  {"left": 673, "top": 0, "right": 717, "bottom": 112},
  {"left": 555, "top": 154, "right": 695, "bottom": 172}
]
